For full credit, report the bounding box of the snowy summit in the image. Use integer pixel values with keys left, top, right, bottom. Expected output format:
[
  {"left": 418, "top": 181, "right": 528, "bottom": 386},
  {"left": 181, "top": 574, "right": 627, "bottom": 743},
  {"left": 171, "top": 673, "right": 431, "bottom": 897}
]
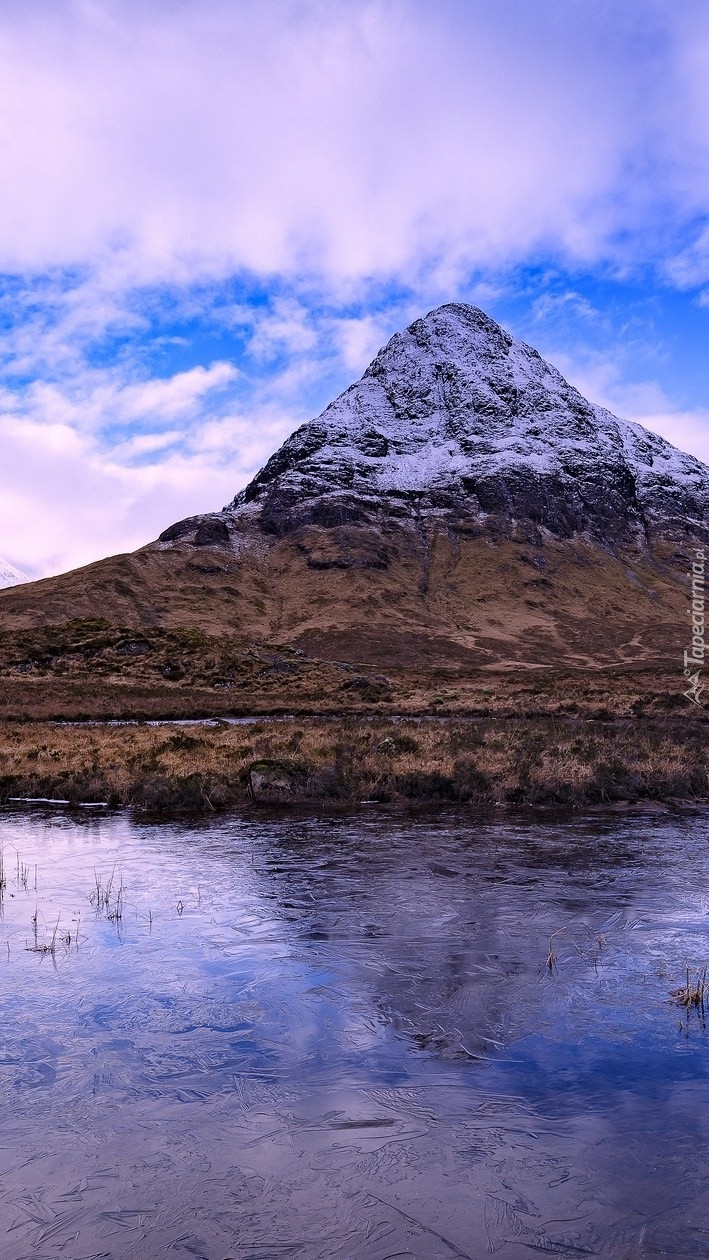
[
  {"left": 163, "top": 303, "right": 709, "bottom": 551},
  {"left": 0, "top": 558, "right": 28, "bottom": 590}
]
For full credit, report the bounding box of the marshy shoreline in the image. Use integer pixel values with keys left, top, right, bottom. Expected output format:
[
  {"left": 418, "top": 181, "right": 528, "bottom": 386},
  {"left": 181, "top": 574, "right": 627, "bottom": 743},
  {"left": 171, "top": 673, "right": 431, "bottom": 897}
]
[{"left": 1, "top": 714, "right": 707, "bottom": 813}]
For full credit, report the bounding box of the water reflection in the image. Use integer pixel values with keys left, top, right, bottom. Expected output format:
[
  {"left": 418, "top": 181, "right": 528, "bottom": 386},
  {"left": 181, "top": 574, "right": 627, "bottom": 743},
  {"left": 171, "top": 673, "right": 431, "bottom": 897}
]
[{"left": 0, "top": 806, "right": 708, "bottom": 1257}]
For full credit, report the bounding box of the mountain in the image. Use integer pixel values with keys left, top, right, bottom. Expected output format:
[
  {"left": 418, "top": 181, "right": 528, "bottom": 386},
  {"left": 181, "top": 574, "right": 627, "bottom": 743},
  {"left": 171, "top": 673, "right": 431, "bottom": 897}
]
[
  {"left": 0, "top": 303, "right": 706, "bottom": 719},
  {"left": 221, "top": 303, "right": 707, "bottom": 548},
  {"left": 0, "top": 558, "right": 28, "bottom": 590}
]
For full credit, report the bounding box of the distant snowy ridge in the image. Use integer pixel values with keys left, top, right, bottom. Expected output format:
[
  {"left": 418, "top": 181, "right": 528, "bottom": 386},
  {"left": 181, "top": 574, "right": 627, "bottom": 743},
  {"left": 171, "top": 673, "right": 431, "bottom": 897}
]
[{"left": 0, "top": 558, "right": 29, "bottom": 589}]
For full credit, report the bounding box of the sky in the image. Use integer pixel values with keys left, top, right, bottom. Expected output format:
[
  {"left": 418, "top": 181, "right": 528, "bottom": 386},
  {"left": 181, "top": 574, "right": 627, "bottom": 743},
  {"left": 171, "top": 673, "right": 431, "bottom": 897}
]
[{"left": 2, "top": 0, "right": 709, "bottom": 579}]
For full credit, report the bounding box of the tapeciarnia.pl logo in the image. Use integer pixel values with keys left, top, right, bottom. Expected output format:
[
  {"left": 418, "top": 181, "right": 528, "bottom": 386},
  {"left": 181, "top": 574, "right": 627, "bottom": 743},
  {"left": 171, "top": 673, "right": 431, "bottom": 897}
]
[{"left": 683, "top": 548, "right": 705, "bottom": 707}]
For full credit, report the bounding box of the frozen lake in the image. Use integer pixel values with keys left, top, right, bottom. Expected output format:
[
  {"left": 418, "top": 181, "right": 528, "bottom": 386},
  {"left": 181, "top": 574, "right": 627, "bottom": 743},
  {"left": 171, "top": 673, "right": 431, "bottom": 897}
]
[{"left": 1, "top": 805, "right": 708, "bottom": 1258}]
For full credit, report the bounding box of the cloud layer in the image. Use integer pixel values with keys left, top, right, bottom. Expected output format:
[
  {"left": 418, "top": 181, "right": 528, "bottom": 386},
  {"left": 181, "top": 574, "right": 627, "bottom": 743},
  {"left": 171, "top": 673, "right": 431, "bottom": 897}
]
[{"left": 1, "top": 0, "right": 708, "bottom": 284}]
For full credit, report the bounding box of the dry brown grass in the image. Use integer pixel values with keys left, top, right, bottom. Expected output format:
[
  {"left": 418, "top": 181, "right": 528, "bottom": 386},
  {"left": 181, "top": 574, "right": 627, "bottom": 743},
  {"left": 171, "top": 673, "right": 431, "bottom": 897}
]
[
  {"left": 671, "top": 967, "right": 709, "bottom": 1009},
  {"left": 0, "top": 526, "right": 697, "bottom": 680},
  {"left": 0, "top": 615, "right": 697, "bottom": 722},
  {"left": 0, "top": 716, "right": 706, "bottom": 811}
]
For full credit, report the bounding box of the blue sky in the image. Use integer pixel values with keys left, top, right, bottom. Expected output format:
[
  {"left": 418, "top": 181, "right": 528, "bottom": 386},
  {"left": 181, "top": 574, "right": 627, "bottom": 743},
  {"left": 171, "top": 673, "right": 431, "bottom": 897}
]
[{"left": 2, "top": 0, "right": 709, "bottom": 578}]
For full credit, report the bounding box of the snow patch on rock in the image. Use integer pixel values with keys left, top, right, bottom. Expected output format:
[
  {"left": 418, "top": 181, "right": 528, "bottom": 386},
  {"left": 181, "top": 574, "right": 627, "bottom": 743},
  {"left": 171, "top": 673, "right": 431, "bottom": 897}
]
[{"left": 0, "top": 558, "right": 28, "bottom": 589}]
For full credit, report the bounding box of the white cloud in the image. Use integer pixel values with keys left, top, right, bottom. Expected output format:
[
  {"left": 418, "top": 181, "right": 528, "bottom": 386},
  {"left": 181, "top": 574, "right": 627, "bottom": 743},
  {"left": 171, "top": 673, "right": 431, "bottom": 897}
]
[
  {"left": 666, "top": 227, "right": 709, "bottom": 289},
  {"left": 3, "top": 360, "right": 237, "bottom": 434},
  {"left": 331, "top": 315, "right": 391, "bottom": 373},
  {"left": 111, "top": 430, "right": 184, "bottom": 459},
  {"left": 0, "top": 0, "right": 703, "bottom": 287},
  {"left": 112, "top": 363, "right": 238, "bottom": 423},
  {"left": 245, "top": 300, "right": 318, "bottom": 361},
  {"left": 532, "top": 292, "right": 604, "bottom": 325},
  {"left": 0, "top": 403, "right": 263, "bottom": 577},
  {"left": 0, "top": 356, "right": 251, "bottom": 575}
]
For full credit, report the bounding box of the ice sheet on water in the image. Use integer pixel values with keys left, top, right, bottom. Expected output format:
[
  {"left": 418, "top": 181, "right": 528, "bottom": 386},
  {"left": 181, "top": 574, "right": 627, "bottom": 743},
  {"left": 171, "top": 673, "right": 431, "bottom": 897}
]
[{"left": 1, "top": 806, "right": 709, "bottom": 1257}]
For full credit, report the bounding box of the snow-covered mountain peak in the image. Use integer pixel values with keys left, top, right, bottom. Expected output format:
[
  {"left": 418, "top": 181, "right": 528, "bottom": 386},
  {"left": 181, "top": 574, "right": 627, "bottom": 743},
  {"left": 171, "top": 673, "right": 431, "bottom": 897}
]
[
  {"left": 0, "top": 558, "right": 28, "bottom": 590},
  {"left": 220, "top": 302, "right": 708, "bottom": 547}
]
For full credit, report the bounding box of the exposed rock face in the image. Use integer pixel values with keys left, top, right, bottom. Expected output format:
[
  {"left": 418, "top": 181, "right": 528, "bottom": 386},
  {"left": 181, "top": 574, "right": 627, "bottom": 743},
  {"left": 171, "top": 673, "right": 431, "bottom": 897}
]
[
  {"left": 160, "top": 304, "right": 708, "bottom": 557},
  {"left": 0, "top": 558, "right": 28, "bottom": 590},
  {"left": 159, "top": 516, "right": 230, "bottom": 547}
]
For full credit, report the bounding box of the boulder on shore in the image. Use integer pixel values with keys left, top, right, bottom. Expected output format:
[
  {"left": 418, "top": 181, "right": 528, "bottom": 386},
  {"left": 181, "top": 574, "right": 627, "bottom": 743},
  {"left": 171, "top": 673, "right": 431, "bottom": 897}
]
[{"left": 248, "top": 759, "right": 311, "bottom": 804}]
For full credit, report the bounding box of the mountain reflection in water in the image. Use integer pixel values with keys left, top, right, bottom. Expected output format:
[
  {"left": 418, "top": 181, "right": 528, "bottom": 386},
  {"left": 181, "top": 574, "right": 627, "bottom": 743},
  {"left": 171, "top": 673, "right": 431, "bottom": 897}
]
[{"left": 0, "top": 806, "right": 708, "bottom": 1259}]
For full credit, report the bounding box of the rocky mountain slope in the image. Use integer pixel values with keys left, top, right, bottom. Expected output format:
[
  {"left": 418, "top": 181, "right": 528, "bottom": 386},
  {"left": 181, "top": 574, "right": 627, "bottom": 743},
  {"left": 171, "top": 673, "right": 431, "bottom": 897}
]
[{"left": 0, "top": 304, "right": 706, "bottom": 718}]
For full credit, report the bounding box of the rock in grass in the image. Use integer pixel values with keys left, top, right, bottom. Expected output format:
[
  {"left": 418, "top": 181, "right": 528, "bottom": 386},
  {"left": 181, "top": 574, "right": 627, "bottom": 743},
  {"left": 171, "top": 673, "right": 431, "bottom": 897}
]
[{"left": 248, "top": 759, "right": 311, "bottom": 804}]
